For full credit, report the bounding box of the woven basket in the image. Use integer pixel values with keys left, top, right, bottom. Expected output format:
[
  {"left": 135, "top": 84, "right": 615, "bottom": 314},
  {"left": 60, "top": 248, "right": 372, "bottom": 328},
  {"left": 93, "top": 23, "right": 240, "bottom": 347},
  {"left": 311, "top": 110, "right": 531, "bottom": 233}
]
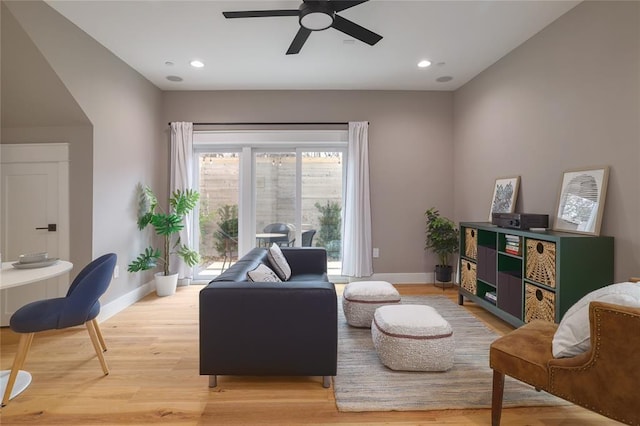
[
  {"left": 525, "top": 239, "right": 556, "bottom": 288},
  {"left": 461, "top": 259, "right": 477, "bottom": 294},
  {"left": 524, "top": 284, "right": 555, "bottom": 323},
  {"left": 465, "top": 228, "right": 478, "bottom": 260}
]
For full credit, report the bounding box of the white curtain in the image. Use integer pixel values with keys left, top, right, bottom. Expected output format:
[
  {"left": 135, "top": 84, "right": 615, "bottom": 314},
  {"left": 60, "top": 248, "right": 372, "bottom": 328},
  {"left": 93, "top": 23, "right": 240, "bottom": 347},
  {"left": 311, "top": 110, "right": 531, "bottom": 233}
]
[
  {"left": 341, "top": 121, "right": 373, "bottom": 277},
  {"left": 170, "top": 122, "right": 194, "bottom": 280}
]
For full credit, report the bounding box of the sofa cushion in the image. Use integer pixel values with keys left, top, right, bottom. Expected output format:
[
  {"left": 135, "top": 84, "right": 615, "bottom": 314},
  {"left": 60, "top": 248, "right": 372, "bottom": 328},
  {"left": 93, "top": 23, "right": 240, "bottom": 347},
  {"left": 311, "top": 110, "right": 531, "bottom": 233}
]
[
  {"left": 247, "top": 264, "right": 282, "bottom": 283},
  {"left": 552, "top": 282, "right": 640, "bottom": 358},
  {"left": 267, "top": 243, "right": 291, "bottom": 281}
]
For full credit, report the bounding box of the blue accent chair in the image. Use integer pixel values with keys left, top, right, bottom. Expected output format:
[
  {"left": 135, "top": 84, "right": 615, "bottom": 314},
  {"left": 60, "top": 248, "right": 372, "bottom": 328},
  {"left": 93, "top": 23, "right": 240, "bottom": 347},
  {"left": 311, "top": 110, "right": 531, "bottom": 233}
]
[{"left": 2, "top": 253, "right": 117, "bottom": 406}]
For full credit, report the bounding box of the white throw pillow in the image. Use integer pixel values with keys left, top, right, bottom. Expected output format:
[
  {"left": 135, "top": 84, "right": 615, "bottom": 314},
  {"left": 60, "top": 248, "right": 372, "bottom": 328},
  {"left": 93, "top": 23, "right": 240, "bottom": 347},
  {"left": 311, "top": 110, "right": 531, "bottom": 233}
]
[
  {"left": 247, "top": 264, "right": 282, "bottom": 283},
  {"left": 267, "top": 243, "right": 292, "bottom": 281},
  {"left": 552, "top": 282, "right": 640, "bottom": 358}
]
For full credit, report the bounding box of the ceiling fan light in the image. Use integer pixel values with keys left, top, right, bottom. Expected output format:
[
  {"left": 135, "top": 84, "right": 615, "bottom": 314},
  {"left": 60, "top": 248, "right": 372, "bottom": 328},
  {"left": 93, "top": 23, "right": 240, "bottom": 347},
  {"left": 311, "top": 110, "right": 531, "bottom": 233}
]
[
  {"left": 299, "top": 2, "right": 334, "bottom": 31},
  {"left": 300, "top": 11, "right": 333, "bottom": 30}
]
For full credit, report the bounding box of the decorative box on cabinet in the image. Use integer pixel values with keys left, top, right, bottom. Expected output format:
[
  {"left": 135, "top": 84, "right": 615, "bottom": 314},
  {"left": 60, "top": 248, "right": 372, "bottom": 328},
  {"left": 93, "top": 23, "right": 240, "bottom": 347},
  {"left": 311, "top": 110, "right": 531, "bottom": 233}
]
[
  {"left": 461, "top": 259, "right": 477, "bottom": 294},
  {"left": 458, "top": 222, "right": 614, "bottom": 328},
  {"left": 465, "top": 228, "right": 478, "bottom": 260},
  {"left": 524, "top": 284, "right": 555, "bottom": 323},
  {"left": 526, "top": 239, "right": 556, "bottom": 288}
]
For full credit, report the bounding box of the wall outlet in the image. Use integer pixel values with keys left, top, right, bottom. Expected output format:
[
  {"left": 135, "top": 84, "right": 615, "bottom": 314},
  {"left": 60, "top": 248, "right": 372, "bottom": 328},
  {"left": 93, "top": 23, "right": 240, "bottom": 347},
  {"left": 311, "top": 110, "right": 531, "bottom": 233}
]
[
  {"left": 113, "top": 265, "right": 119, "bottom": 279},
  {"left": 373, "top": 248, "right": 379, "bottom": 258}
]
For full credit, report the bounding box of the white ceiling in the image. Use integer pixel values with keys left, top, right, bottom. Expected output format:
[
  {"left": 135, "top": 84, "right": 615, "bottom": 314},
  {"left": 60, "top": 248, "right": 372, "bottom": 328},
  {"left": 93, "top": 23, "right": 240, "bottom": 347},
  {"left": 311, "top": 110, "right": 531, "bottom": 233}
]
[{"left": 45, "top": 0, "right": 580, "bottom": 91}]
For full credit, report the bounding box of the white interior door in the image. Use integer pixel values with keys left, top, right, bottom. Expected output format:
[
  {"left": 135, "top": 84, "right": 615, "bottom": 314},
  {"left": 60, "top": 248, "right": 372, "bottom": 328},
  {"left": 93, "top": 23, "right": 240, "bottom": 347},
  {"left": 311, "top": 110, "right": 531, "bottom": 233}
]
[{"left": 1, "top": 143, "right": 70, "bottom": 326}]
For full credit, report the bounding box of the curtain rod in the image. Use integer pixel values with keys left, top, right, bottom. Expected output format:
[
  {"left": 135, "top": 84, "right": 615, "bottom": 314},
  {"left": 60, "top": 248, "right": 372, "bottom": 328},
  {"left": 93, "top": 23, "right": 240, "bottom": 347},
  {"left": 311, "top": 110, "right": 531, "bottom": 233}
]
[{"left": 167, "top": 121, "right": 364, "bottom": 126}]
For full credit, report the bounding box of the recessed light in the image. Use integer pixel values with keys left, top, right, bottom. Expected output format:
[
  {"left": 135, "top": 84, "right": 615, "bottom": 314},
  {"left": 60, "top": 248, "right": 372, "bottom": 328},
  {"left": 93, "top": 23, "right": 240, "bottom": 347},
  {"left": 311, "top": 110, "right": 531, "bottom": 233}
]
[
  {"left": 190, "top": 60, "right": 205, "bottom": 68},
  {"left": 436, "top": 76, "right": 453, "bottom": 83},
  {"left": 166, "top": 75, "right": 183, "bottom": 82},
  {"left": 165, "top": 61, "right": 174, "bottom": 66},
  {"left": 418, "top": 60, "right": 432, "bottom": 68}
]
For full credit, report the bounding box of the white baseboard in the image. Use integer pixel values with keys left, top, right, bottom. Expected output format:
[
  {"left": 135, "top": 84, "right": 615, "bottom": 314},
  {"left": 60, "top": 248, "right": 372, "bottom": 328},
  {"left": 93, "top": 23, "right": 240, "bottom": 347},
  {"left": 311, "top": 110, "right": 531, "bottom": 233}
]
[
  {"left": 346, "top": 272, "right": 434, "bottom": 284},
  {"left": 97, "top": 280, "right": 154, "bottom": 323},
  {"left": 346, "top": 270, "right": 460, "bottom": 285}
]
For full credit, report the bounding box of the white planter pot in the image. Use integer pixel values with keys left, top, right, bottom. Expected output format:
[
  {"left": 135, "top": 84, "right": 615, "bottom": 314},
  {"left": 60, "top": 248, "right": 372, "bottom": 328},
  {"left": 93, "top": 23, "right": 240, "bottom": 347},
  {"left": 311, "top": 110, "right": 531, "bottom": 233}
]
[
  {"left": 154, "top": 272, "right": 179, "bottom": 297},
  {"left": 178, "top": 277, "right": 192, "bottom": 287}
]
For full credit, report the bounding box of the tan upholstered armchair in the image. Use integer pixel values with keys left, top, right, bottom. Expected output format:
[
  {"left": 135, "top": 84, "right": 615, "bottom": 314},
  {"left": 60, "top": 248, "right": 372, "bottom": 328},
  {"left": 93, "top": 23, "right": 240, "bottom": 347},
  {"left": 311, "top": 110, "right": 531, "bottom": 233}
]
[{"left": 490, "top": 300, "right": 640, "bottom": 425}]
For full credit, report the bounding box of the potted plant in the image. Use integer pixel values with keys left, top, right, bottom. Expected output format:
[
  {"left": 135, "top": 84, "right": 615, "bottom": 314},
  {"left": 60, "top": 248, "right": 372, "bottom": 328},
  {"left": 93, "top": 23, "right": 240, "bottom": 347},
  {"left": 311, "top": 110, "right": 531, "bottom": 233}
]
[
  {"left": 128, "top": 185, "right": 200, "bottom": 296},
  {"left": 424, "top": 207, "right": 459, "bottom": 283}
]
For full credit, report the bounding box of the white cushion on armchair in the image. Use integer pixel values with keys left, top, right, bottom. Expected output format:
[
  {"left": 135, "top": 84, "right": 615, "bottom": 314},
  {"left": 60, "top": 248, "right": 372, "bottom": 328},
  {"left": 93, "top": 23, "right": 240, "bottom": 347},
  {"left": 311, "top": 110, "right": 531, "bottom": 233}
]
[{"left": 552, "top": 282, "right": 640, "bottom": 358}]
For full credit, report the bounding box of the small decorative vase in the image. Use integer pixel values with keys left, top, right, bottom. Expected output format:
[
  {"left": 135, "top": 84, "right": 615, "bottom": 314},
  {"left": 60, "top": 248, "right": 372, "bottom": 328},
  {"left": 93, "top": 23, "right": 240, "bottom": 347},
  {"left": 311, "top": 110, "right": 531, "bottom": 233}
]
[{"left": 154, "top": 272, "right": 179, "bottom": 297}]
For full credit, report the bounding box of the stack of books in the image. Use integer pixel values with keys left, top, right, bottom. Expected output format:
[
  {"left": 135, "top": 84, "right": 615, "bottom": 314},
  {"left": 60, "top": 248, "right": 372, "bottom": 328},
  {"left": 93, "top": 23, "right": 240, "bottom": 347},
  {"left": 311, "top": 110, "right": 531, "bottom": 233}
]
[
  {"left": 484, "top": 291, "right": 497, "bottom": 305},
  {"left": 505, "top": 235, "right": 521, "bottom": 255}
]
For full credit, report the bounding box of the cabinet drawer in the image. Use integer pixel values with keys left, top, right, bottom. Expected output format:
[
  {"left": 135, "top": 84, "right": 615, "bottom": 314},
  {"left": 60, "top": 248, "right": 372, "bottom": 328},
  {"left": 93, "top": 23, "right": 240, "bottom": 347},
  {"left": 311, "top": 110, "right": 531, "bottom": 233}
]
[
  {"left": 497, "top": 272, "right": 523, "bottom": 320},
  {"left": 524, "top": 284, "right": 555, "bottom": 323},
  {"left": 526, "top": 239, "right": 556, "bottom": 288},
  {"left": 477, "top": 246, "right": 497, "bottom": 285},
  {"left": 461, "top": 259, "right": 477, "bottom": 294},
  {"left": 465, "top": 228, "right": 478, "bottom": 260}
]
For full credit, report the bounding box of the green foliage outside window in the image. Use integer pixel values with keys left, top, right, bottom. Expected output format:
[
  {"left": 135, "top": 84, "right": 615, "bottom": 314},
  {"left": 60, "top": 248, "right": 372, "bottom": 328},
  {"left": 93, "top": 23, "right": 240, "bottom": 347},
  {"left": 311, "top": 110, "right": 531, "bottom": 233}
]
[
  {"left": 213, "top": 204, "right": 238, "bottom": 255},
  {"left": 315, "top": 201, "right": 342, "bottom": 260}
]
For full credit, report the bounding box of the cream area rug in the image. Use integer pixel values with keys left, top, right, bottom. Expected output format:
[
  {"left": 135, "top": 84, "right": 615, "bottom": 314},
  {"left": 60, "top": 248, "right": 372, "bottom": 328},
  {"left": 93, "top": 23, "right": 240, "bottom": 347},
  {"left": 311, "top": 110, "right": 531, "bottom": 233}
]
[{"left": 334, "top": 295, "right": 568, "bottom": 412}]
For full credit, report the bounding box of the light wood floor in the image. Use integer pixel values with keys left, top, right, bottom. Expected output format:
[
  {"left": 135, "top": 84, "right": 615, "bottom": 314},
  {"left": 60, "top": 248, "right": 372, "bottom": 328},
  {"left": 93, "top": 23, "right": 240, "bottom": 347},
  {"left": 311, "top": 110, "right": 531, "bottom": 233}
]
[{"left": 0, "top": 284, "right": 617, "bottom": 425}]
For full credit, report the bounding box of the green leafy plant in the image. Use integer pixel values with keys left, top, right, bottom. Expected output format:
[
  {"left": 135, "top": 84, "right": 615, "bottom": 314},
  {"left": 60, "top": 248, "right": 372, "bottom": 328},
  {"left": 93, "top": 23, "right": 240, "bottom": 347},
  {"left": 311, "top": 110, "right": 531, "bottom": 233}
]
[
  {"left": 213, "top": 204, "right": 238, "bottom": 255},
  {"left": 424, "top": 207, "right": 459, "bottom": 266},
  {"left": 315, "top": 201, "right": 342, "bottom": 259},
  {"left": 128, "top": 186, "right": 201, "bottom": 276}
]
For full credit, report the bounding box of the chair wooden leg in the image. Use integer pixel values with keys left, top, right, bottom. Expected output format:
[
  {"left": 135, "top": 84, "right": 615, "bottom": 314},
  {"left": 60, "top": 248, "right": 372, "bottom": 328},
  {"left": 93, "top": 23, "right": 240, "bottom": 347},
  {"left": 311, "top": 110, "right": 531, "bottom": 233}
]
[
  {"left": 2, "top": 333, "right": 34, "bottom": 406},
  {"left": 86, "top": 321, "right": 109, "bottom": 375},
  {"left": 491, "top": 369, "right": 505, "bottom": 426},
  {"left": 91, "top": 319, "right": 107, "bottom": 352}
]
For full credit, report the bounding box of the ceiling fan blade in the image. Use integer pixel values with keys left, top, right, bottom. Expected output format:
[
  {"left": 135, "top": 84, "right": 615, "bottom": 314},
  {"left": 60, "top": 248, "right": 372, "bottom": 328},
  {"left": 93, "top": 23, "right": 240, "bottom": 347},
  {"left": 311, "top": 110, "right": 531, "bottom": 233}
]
[
  {"left": 331, "top": 0, "right": 369, "bottom": 13},
  {"left": 223, "top": 10, "right": 299, "bottom": 19},
  {"left": 331, "top": 14, "right": 382, "bottom": 46},
  {"left": 286, "top": 27, "right": 312, "bottom": 55}
]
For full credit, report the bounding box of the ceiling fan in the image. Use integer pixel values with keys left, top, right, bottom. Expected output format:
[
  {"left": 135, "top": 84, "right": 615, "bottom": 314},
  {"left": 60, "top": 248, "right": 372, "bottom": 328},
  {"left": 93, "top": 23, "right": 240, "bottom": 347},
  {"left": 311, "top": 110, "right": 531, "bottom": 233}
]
[{"left": 222, "top": 0, "right": 383, "bottom": 55}]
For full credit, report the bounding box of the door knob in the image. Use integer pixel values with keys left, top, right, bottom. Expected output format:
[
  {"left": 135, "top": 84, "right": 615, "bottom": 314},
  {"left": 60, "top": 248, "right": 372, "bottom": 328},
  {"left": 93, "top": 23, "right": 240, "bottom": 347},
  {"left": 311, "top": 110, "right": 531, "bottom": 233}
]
[{"left": 35, "top": 224, "right": 57, "bottom": 232}]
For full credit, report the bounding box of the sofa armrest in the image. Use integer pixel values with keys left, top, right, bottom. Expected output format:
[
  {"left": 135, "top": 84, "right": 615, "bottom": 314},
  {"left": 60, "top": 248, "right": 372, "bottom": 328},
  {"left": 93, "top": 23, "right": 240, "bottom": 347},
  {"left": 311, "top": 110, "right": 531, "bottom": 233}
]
[
  {"left": 280, "top": 247, "right": 328, "bottom": 276},
  {"left": 199, "top": 280, "right": 337, "bottom": 376}
]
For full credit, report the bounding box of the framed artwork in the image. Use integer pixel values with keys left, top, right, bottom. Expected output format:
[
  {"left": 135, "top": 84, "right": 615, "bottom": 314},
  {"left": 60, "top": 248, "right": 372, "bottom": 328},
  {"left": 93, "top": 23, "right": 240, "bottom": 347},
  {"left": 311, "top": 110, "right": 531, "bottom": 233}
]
[
  {"left": 553, "top": 166, "right": 609, "bottom": 236},
  {"left": 488, "top": 176, "right": 520, "bottom": 221}
]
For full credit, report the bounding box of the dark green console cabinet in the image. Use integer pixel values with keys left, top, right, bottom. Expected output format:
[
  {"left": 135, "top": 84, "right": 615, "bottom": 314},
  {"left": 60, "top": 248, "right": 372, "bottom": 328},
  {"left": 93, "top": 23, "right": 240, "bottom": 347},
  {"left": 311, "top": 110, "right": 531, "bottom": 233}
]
[{"left": 458, "top": 222, "right": 614, "bottom": 328}]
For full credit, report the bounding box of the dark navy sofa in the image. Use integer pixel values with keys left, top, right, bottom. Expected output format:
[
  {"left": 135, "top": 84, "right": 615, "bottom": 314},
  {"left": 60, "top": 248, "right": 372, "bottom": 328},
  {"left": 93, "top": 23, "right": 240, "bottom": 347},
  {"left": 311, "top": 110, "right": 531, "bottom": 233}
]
[{"left": 199, "top": 247, "right": 337, "bottom": 388}]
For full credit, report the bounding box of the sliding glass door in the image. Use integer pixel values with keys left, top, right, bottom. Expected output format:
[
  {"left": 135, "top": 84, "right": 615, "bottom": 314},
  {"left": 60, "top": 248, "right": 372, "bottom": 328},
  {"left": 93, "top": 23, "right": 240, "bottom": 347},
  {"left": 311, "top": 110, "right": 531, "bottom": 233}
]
[
  {"left": 193, "top": 131, "right": 347, "bottom": 280},
  {"left": 301, "top": 151, "right": 343, "bottom": 275},
  {"left": 196, "top": 152, "right": 239, "bottom": 279},
  {"left": 255, "top": 152, "right": 296, "bottom": 248}
]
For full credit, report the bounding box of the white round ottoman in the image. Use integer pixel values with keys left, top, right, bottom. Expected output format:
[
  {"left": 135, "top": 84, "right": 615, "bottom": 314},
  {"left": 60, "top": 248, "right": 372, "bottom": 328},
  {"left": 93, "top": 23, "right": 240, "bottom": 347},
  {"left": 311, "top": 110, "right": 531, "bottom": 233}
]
[
  {"left": 371, "top": 304, "right": 455, "bottom": 371},
  {"left": 342, "top": 281, "right": 401, "bottom": 328}
]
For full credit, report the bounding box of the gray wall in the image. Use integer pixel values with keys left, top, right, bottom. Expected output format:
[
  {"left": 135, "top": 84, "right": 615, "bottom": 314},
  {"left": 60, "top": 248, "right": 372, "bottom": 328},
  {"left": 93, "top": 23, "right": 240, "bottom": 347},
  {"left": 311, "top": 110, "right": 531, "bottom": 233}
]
[
  {"left": 164, "top": 91, "right": 454, "bottom": 274},
  {"left": 453, "top": 1, "right": 640, "bottom": 281},
  {"left": 4, "top": 0, "right": 165, "bottom": 303}
]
